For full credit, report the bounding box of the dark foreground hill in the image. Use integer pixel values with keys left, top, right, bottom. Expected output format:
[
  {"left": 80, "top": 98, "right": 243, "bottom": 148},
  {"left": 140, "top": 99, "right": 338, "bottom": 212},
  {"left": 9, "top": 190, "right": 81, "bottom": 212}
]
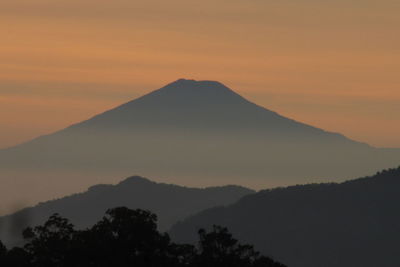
[
  {"left": 170, "top": 167, "right": 400, "bottom": 267},
  {"left": 1, "top": 79, "right": 399, "bottom": 211},
  {"left": 0, "top": 207, "right": 286, "bottom": 267},
  {"left": 0, "top": 176, "right": 253, "bottom": 247}
]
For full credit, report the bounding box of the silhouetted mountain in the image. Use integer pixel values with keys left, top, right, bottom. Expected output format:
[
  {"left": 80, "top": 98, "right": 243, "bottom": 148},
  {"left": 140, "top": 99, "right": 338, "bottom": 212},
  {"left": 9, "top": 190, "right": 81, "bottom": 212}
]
[
  {"left": 0, "top": 176, "right": 253, "bottom": 247},
  {"left": 0, "top": 79, "right": 399, "bottom": 210},
  {"left": 170, "top": 167, "right": 400, "bottom": 267}
]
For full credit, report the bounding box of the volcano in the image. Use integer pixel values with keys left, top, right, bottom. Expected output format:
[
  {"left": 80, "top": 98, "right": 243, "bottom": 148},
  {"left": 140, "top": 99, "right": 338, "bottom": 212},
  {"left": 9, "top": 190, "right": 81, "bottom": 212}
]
[{"left": 0, "top": 79, "right": 398, "bottom": 210}]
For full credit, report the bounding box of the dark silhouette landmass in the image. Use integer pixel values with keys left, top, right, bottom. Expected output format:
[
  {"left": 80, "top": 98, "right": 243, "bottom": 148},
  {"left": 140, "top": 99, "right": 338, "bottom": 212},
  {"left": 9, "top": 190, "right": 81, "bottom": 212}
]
[
  {"left": 0, "top": 207, "right": 286, "bottom": 267},
  {"left": 170, "top": 167, "right": 400, "bottom": 267},
  {"left": 1, "top": 79, "right": 399, "bottom": 210},
  {"left": 0, "top": 176, "right": 253, "bottom": 247}
]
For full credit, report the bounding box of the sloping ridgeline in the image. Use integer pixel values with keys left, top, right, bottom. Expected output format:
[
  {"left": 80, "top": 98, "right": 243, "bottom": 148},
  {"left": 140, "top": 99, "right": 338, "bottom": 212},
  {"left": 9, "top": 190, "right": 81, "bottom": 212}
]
[
  {"left": 170, "top": 167, "right": 400, "bottom": 267},
  {"left": 1, "top": 79, "right": 399, "bottom": 211},
  {"left": 0, "top": 176, "right": 253, "bottom": 247}
]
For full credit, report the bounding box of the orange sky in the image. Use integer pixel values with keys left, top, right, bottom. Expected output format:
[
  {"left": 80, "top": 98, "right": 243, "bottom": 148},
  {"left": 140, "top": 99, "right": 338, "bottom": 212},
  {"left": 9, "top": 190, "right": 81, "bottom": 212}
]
[{"left": 1, "top": 0, "right": 399, "bottom": 148}]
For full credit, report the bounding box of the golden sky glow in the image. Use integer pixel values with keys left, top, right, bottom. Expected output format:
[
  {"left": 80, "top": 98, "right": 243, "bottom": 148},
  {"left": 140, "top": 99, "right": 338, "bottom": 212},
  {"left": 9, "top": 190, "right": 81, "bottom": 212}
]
[{"left": 1, "top": 0, "right": 399, "bottom": 148}]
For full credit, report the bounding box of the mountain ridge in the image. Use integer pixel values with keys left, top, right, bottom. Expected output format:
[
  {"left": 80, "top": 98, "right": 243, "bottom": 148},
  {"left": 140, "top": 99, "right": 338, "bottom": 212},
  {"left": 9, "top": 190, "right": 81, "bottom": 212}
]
[
  {"left": 0, "top": 79, "right": 398, "bottom": 211},
  {"left": 69, "top": 79, "right": 363, "bottom": 142},
  {"left": 170, "top": 167, "right": 400, "bottom": 267},
  {"left": 0, "top": 175, "right": 254, "bottom": 247},
  {"left": 1, "top": 79, "right": 368, "bottom": 150}
]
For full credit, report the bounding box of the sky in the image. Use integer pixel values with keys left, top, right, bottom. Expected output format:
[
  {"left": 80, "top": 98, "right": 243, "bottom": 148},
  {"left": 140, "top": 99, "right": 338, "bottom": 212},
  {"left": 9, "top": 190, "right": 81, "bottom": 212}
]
[{"left": 0, "top": 0, "right": 399, "bottom": 148}]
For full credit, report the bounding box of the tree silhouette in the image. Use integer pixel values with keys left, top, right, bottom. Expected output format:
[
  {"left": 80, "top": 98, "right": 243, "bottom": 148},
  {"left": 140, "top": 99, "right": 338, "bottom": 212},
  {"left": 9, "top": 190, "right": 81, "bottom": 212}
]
[
  {"left": 77, "top": 207, "right": 174, "bottom": 267},
  {"left": 22, "top": 213, "right": 76, "bottom": 267},
  {"left": 194, "top": 225, "right": 284, "bottom": 267},
  {"left": 4, "top": 247, "right": 30, "bottom": 267},
  {"left": 0, "top": 207, "right": 286, "bottom": 267},
  {"left": 0, "top": 240, "right": 7, "bottom": 265}
]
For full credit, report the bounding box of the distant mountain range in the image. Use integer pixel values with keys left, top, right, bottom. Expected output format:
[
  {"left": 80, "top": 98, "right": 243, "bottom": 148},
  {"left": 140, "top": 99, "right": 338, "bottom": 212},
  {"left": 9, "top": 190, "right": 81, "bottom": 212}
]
[
  {"left": 0, "top": 79, "right": 399, "bottom": 210},
  {"left": 3, "top": 165, "right": 400, "bottom": 267},
  {"left": 0, "top": 176, "right": 253, "bottom": 247},
  {"left": 170, "top": 167, "right": 400, "bottom": 267}
]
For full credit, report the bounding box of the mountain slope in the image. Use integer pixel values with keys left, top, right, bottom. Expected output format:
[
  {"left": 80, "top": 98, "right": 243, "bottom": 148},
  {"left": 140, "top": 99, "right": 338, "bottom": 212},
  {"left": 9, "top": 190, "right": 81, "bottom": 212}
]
[
  {"left": 170, "top": 167, "right": 400, "bottom": 267},
  {"left": 0, "top": 175, "right": 254, "bottom": 247},
  {"left": 4, "top": 79, "right": 364, "bottom": 141},
  {"left": 0, "top": 79, "right": 398, "bottom": 210}
]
